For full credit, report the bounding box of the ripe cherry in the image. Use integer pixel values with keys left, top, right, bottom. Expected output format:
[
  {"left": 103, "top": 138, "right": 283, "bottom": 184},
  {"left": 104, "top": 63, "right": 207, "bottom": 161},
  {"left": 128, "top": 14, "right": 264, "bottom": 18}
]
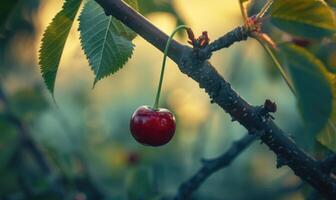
[
  {"left": 129, "top": 25, "right": 188, "bottom": 146},
  {"left": 130, "top": 106, "right": 176, "bottom": 146}
]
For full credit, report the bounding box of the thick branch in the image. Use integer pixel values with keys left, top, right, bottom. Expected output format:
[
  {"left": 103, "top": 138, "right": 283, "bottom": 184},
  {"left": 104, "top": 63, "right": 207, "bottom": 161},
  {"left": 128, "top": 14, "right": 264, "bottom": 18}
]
[
  {"left": 321, "top": 154, "right": 336, "bottom": 175},
  {"left": 94, "top": 0, "right": 336, "bottom": 198},
  {"left": 174, "top": 134, "right": 255, "bottom": 200}
]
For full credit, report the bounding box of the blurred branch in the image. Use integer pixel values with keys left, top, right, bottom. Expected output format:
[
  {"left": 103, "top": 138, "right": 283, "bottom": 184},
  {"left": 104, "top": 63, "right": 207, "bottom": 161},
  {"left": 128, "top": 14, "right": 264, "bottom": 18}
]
[
  {"left": 94, "top": 0, "right": 336, "bottom": 198},
  {"left": 0, "top": 86, "right": 51, "bottom": 175},
  {"left": 0, "top": 84, "right": 66, "bottom": 198},
  {"left": 174, "top": 134, "right": 256, "bottom": 200}
]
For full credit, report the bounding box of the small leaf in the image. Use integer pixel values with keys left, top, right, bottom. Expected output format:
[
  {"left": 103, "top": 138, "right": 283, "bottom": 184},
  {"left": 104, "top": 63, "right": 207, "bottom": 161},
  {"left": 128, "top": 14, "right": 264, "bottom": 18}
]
[
  {"left": 280, "top": 43, "right": 333, "bottom": 135},
  {"left": 270, "top": 0, "right": 336, "bottom": 39},
  {"left": 39, "top": 0, "right": 82, "bottom": 95},
  {"left": 79, "top": 0, "right": 138, "bottom": 85}
]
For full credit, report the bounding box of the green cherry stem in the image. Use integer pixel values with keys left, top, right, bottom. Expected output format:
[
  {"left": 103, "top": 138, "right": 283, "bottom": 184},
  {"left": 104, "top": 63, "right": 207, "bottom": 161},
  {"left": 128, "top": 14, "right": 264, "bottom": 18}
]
[{"left": 153, "top": 25, "right": 189, "bottom": 109}]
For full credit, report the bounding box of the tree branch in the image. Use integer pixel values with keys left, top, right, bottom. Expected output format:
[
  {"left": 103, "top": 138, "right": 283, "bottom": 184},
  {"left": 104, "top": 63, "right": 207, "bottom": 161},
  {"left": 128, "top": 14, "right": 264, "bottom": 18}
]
[
  {"left": 0, "top": 87, "right": 51, "bottom": 175},
  {"left": 174, "top": 134, "right": 255, "bottom": 200},
  {"left": 321, "top": 154, "right": 336, "bottom": 175},
  {"left": 94, "top": 0, "right": 336, "bottom": 198}
]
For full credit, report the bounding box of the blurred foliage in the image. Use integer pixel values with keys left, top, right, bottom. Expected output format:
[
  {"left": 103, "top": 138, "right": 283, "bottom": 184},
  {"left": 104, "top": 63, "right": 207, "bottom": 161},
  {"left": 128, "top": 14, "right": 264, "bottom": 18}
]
[
  {"left": 0, "top": 0, "right": 19, "bottom": 31},
  {"left": 270, "top": 0, "right": 336, "bottom": 39},
  {"left": 279, "top": 44, "right": 333, "bottom": 136},
  {"left": 138, "top": 0, "right": 185, "bottom": 26},
  {"left": 326, "top": 0, "right": 336, "bottom": 7},
  {"left": 1, "top": 0, "right": 336, "bottom": 200},
  {"left": 312, "top": 42, "right": 336, "bottom": 74}
]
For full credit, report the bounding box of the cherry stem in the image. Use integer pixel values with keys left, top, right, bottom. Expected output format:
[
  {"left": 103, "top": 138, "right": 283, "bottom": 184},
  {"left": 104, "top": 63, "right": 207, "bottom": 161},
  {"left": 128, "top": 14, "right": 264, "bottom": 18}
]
[
  {"left": 153, "top": 25, "right": 189, "bottom": 109},
  {"left": 256, "top": 0, "right": 274, "bottom": 19},
  {"left": 238, "top": 0, "right": 248, "bottom": 21}
]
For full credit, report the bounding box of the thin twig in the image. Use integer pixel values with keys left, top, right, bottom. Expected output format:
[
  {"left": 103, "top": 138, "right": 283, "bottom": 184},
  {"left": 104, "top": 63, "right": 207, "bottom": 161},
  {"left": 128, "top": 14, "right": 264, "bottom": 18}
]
[{"left": 174, "top": 134, "right": 256, "bottom": 200}]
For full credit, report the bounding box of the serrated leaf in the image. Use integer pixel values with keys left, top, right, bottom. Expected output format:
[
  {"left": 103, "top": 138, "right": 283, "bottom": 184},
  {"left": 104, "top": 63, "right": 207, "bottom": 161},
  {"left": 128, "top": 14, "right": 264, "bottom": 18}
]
[
  {"left": 280, "top": 44, "right": 333, "bottom": 136},
  {"left": 39, "top": 0, "right": 82, "bottom": 95},
  {"left": 79, "top": 0, "right": 138, "bottom": 85},
  {"left": 270, "top": 0, "right": 336, "bottom": 39}
]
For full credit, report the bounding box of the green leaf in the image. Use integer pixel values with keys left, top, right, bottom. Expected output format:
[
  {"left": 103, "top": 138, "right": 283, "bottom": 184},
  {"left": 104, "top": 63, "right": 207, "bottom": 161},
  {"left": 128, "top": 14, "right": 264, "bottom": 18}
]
[
  {"left": 79, "top": 0, "right": 138, "bottom": 85},
  {"left": 270, "top": 0, "right": 336, "bottom": 39},
  {"left": 312, "top": 42, "right": 336, "bottom": 74},
  {"left": 316, "top": 72, "right": 336, "bottom": 153},
  {"left": 280, "top": 43, "right": 333, "bottom": 135},
  {"left": 317, "top": 105, "right": 336, "bottom": 152},
  {"left": 39, "top": 0, "right": 82, "bottom": 95}
]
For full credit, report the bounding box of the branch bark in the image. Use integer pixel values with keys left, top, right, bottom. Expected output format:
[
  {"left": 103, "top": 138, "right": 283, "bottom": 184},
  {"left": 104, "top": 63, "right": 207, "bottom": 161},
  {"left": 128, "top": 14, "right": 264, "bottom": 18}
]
[
  {"left": 321, "top": 154, "right": 336, "bottom": 175},
  {"left": 174, "top": 134, "right": 255, "bottom": 200},
  {"left": 94, "top": 0, "right": 336, "bottom": 198}
]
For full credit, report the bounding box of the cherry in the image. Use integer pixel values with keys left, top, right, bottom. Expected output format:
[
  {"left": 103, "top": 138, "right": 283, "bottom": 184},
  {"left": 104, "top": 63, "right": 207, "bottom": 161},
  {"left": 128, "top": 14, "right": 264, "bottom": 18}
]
[
  {"left": 129, "top": 25, "right": 188, "bottom": 146},
  {"left": 130, "top": 106, "right": 176, "bottom": 146}
]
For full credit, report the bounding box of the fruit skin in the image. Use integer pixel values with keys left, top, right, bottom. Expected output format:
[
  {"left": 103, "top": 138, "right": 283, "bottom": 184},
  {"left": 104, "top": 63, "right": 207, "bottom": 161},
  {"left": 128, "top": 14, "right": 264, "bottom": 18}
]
[{"left": 130, "top": 106, "right": 176, "bottom": 146}]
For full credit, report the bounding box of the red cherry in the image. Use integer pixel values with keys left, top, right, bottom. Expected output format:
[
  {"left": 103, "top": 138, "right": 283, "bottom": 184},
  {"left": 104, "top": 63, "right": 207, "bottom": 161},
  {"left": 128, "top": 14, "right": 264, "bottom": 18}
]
[{"left": 130, "top": 106, "right": 176, "bottom": 146}]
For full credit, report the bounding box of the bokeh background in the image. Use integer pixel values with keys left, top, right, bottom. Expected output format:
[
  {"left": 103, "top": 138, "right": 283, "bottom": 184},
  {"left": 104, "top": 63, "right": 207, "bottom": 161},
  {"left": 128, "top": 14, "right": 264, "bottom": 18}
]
[{"left": 0, "top": 0, "right": 319, "bottom": 199}]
